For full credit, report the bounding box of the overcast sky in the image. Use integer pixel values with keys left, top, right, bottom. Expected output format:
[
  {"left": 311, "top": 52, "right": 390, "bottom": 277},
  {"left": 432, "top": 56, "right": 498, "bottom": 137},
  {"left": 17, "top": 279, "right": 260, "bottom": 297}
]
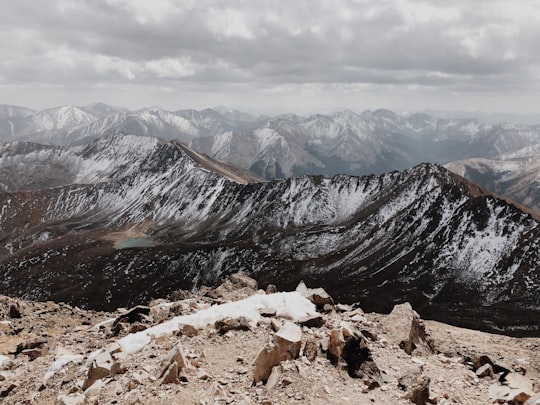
[{"left": 1, "top": 0, "right": 539, "bottom": 114}]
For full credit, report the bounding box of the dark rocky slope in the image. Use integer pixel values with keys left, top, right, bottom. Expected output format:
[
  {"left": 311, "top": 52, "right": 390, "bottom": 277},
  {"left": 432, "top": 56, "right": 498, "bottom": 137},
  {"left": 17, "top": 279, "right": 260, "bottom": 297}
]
[{"left": 0, "top": 134, "right": 539, "bottom": 336}]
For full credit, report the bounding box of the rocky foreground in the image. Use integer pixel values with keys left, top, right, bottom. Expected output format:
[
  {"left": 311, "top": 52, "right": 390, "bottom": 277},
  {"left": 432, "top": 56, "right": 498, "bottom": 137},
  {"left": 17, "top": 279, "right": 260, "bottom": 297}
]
[{"left": 0, "top": 273, "right": 539, "bottom": 405}]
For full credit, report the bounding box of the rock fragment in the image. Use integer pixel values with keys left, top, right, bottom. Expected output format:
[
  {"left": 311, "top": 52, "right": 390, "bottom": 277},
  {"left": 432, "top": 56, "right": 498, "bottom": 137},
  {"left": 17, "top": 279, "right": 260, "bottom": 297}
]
[
  {"left": 229, "top": 272, "right": 258, "bottom": 290},
  {"left": 327, "top": 324, "right": 381, "bottom": 389},
  {"left": 160, "top": 362, "right": 179, "bottom": 385},
  {"left": 405, "top": 376, "right": 430, "bottom": 405},
  {"left": 158, "top": 342, "right": 187, "bottom": 383},
  {"left": 82, "top": 346, "right": 126, "bottom": 390},
  {"left": 253, "top": 321, "right": 302, "bottom": 384},
  {"left": 476, "top": 363, "right": 494, "bottom": 379},
  {"left": 297, "top": 314, "right": 325, "bottom": 328},
  {"left": 214, "top": 317, "right": 251, "bottom": 334},
  {"left": 55, "top": 393, "right": 85, "bottom": 405},
  {"left": 266, "top": 284, "right": 277, "bottom": 294},
  {"left": 296, "top": 281, "right": 334, "bottom": 309},
  {"left": 303, "top": 337, "right": 318, "bottom": 362},
  {"left": 381, "top": 303, "right": 434, "bottom": 356},
  {"left": 113, "top": 305, "right": 150, "bottom": 326},
  {"left": 526, "top": 394, "right": 540, "bottom": 405},
  {"left": 398, "top": 366, "right": 423, "bottom": 391}
]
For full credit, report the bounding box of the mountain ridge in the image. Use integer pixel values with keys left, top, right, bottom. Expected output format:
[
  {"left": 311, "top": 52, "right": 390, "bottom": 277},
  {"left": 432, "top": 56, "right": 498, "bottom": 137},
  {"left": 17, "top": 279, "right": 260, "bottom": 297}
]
[
  {"left": 0, "top": 134, "right": 539, "bottom": 336},
  {"left": 1, "top": 103, "right": 538, "bottom": 215}
]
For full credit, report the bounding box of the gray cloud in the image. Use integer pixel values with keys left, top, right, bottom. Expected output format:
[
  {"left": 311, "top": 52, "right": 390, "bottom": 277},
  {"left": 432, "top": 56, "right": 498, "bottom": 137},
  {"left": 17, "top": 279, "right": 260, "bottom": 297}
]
[{"left": 0, "top": 0, "right": 539, "bottom": 113}]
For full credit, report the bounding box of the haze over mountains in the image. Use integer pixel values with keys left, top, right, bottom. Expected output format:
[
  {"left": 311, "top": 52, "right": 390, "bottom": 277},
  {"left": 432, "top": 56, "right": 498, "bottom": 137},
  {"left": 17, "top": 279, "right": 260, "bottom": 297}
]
[{"left": 1, "top": 103, "right": 539, "bottom": 214}]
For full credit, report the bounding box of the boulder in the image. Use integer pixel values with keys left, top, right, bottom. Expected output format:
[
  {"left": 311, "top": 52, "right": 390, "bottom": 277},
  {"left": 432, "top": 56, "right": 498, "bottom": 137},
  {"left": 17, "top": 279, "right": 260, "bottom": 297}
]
[
  {"left": 327, "top": 325, "right": 382, "bottom": 389},
  {"left": 82, "top": 348, "right": 126, "bottom": 390},
  {"left": 125, "top": 390, "right": 144, "bottom": 404},
  {"left": 472, "top": 354, "right": 493, "bottom": 371},
  {"left": 160, "top": 362, "right": 179, "bottom": 385},
  {"left": 229, "top": 272, "right": 258, "bottom": 290},
  {"left": 9, "top": 303, "right": 22, "bottom": 319},
  {"left": 327, "top": 329, "right": 345, "bottom": 366},
  {"left": 14, "top": 339, "right": 48, "bottom": 355},
  {"left": 489, "top": 382, "right": 533, "bottom": 404},
  {"left": 361, "top": 329, "right": 378, "bottom": 342},
  {"left": 0, "top": 321, "right": 13, "bottom": 335},
  {"left": 398, "top": 366, "right": 424, "bottom": 391},
  {"left": 296, "top": 281, "right": 334, "bottom": 309},
  {"left": 84, "top": 379, "right": 103, "bottom": 398},
  {"left": 113, "top": 305, "right": 150, "bottom": 326},
  {"left": 21, "top": 345, "right": 48, "bottom": 361},
  {"left": 158, "top": 342, "right": 188, "bottom": 383},
  {"left": 266, "top": 284, "right": 277, "bottom": 294},
  {"left": 303, "top": 337, "right": 318, "bottom": 362},
  {"left": 266, "top": 366, "right": 281, "bottom": 390},
  {"left": 253, "top": 321, "right": 302, "bottom": 384},
  {"left": 297, "top": 314, "right": 325, "bottom": 328},
  {"left": 207, "top": 273, "right": 258, "bottom": 300},
  {"left": 342, "top": 334, "right": 382, "bottom": 389},
  {"left": 505, "top": 372, "right": 534, "bottom": 396},
  {"left": 381, "top": 303, "right": 434, "bottom": 356},
  {"left": 476, "top": 363, "right": 494, "bottom": 379},
  {"left": 164, "top": 342, "right": 188, "bottom": 370},
  {"left": 168, "top": 289, "right": 193, "bottom": 302},
  {"left": 214, "top": 317, "right": 251, "bottom": 334},
  {"left": 178, "top": 323, "right": 199, "bottom": 337}
]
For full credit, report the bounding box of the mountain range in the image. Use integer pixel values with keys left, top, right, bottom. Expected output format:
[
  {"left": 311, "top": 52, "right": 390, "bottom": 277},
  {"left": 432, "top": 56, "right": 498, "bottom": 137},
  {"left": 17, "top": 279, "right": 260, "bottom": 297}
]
[
  {"left": 1, "top": 103, "right": 538, "bottom": 214},
  {"left": 0, "top": 134, "right": 539, "bottom": 336}
]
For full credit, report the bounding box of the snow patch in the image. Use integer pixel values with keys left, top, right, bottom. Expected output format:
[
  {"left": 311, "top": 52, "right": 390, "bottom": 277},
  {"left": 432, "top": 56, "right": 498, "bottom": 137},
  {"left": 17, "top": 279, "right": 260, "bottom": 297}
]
[
  {"left": 43, "top": 354, "right": 84, "bottom": 383},
  {"left": 0, "top": 355, "right": 10, "bottom": 368},
  {"left": 119, "top": 291, "right": 316, "bottom": 354}
]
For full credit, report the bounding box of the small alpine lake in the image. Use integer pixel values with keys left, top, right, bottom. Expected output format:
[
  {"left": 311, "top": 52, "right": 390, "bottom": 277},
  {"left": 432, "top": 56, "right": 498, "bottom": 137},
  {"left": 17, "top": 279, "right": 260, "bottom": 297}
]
[{"left": 113, "top": 237, "right": 156, "bottom": 249}]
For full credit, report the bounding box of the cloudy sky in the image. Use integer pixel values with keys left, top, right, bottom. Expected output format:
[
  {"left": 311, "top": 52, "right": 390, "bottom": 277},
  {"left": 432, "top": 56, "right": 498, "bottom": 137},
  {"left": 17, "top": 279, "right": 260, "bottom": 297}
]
[{"left": 1, "top": 0, "right": 539, "bottom": 114}]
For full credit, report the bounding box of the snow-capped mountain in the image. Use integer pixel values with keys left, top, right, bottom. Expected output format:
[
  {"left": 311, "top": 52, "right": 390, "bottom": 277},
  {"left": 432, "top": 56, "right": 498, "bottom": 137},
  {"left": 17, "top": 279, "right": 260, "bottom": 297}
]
[
  {"left": 81, "top": 102, "right": 130, "bottom": 118},
  {"left": 1, "top": 104, "right": 540, "bottom": 213},
  {"left": 0, "top": 104, "right": 100, "bottom": 144},
  {"left": 1, "top": 134, "right": 539, "bottom": 335},
  {"left": 0, "top": 104, "right": 35, "bottom": 118},
  {"left": 192, "top": 109, "right": 540, "bottom": 179},
  {"left": 446, "top": 144, "right": 540, "bottom": 214}
]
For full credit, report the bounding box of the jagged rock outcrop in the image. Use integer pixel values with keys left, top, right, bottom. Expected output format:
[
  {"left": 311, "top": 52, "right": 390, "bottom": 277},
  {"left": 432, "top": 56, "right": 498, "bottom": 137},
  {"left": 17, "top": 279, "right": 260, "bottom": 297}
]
[{"left": 0, "top": 276, "right": 538, "bottom": 404}]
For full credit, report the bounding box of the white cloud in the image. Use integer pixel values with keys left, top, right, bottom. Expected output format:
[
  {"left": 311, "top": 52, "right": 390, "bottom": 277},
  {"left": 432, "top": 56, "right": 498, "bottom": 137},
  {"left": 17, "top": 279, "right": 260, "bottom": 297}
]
[
  {"left": 145, "top": 58, "right": 195, "bottom": 78},
  {"left": 0, "top": 0, "right": 539, "bottom": 113},
  {"left": 207, "top": 8, "right": 254, "bottom": 39}
]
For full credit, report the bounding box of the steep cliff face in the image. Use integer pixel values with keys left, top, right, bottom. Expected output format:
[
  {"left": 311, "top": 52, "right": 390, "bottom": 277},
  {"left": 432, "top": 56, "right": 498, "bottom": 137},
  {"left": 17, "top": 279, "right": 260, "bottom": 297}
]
[{"left": 0, "top": 134, "right": 539, "bottom": 335}]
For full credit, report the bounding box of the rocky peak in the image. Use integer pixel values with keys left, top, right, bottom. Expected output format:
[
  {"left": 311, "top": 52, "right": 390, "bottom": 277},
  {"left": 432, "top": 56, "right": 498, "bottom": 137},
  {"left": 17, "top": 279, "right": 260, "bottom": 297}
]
[{"left": 0, "top": 273, "right": 538, "bottom": 404}]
